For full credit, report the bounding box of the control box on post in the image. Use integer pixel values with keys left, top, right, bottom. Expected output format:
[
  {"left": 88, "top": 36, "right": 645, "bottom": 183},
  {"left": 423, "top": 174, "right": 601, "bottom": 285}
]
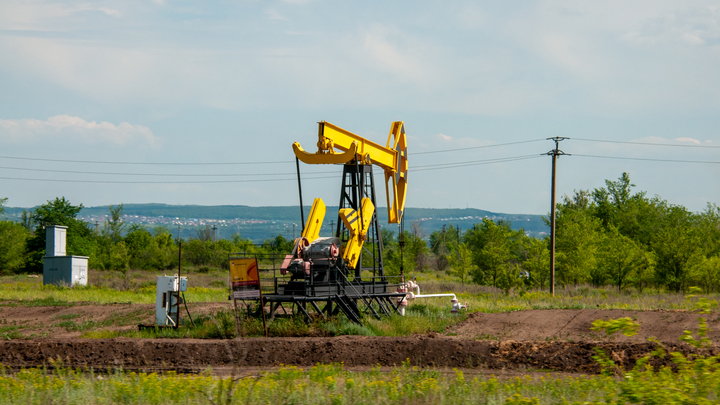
[{"left": 155, "top": 275, "right": 188, "bottom": 326}]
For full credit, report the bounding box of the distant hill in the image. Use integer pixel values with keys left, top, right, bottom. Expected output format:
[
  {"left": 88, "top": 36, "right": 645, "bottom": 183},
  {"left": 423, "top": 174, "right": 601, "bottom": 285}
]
[{"left": 3, "top": 204, "right": 548, "bottom": 241}]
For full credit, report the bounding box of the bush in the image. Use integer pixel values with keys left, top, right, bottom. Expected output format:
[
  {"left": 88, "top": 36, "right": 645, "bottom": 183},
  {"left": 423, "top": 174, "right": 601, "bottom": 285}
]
[{"left": 0, "top": 221, "right": 29, "bottom": 275}]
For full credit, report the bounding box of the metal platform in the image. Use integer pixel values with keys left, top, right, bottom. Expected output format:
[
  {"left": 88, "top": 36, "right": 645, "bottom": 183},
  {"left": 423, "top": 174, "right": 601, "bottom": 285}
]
[{"left": 229, "top": 252, "right": 407, "bottom": 324}]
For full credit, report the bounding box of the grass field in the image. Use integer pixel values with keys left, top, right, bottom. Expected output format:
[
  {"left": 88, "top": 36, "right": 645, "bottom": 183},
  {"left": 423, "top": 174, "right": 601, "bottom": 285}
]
[
  {"left": 3, "top": 270, "right": 720, "bottom": 403},
  {"left": 1, "top": 269, "right": 712, "bottom": 312},
  {"left": 2, "top": 268, "right": 719, "bottom": 340},
  {"left": 2, "top": 354, "right": 719, "bottom": 405}
]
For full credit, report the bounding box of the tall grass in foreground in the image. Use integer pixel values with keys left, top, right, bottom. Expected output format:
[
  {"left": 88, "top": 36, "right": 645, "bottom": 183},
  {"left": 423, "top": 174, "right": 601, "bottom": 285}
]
[{"left": 1, "top": 357, "right": 720, "bottom": 405}]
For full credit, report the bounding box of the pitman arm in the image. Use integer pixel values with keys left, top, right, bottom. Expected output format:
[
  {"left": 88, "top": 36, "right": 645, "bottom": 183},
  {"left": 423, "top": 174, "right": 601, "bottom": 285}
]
[{"left": 292, "top": 121, "right": 408, "bottom": 224}]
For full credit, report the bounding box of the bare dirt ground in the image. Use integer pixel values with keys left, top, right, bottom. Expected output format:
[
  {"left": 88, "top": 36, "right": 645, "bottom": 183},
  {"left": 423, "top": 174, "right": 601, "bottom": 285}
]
[
  {"left": 1, "top": 305, "right": 718, "bottom": 374},
  {"left": 447, "top": 308, "right": 720, "bottom": 343},
  {"left": 0, "top": 302, "right": 230, "bottom": 338}
]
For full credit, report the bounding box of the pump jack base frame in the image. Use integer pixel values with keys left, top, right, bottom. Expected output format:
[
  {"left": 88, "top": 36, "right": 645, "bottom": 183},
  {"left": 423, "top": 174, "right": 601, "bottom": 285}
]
[{"left": 254, "top": 290, "right": 407, "bottom": 325}]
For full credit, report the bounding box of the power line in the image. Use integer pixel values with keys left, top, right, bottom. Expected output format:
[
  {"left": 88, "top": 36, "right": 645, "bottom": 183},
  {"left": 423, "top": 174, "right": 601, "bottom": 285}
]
[
  {"left": 0, "top": 175, "right": 337, "bottom": 184},
  {"left": 0, "top": 154, "right": 544, "bottom": 183},
  {"left": 413, "top": 154, "right": 542, "bottom": 170},
  {"left": 2, "top": 149, "right": 717, "bottom": 185},
  {"left": 0, "top": 155, "right": 294, "bottom": 165},
  {"left": 574, "top": 154, "right": 720, "bottom": 164},
  {"left": 573, "top": 138, "right": 720, "bottom": 149},
  {"left": 0, "top": 165, "right": 336, "bottom": 177},
  {"left": 413, "top": 139, "right": 545, "bottom": 155}
]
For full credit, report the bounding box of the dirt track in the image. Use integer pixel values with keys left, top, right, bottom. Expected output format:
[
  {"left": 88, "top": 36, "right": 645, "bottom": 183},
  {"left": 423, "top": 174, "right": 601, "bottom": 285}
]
[{"left": 2, "top": 305, "right": 719, "bottom": 374}]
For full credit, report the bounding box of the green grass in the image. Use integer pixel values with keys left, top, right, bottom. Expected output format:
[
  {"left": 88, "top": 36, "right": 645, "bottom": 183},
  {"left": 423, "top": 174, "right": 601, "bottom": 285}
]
[
  {"left": 79, "top": 305, "right": 466, "bottom": 340},
  {"left": 53, "top": 320, "right": 99, "bottom": 332},
  {"left": 3, "top": 351, "right": 720, "bottom": 405},
  {"left": 412, "top": 272, "right": 715, "bottom": 313},
  {"left": 4, "top": 270, "right": 720, "bottom": 340},
  {"left": 0, "top": 282, "right": 226, "bottom": 305},
  {"left": 0, "top": 326, "right": 24, "bottom": 340},
  {"left": 54, "top": 313, "right": 82, "bottom": 320}
]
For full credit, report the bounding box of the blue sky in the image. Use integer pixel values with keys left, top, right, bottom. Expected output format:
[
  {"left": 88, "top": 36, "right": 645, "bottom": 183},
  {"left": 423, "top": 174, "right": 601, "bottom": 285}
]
[{"left": 0, "top": 0, "right": 718, "bottom": 215}]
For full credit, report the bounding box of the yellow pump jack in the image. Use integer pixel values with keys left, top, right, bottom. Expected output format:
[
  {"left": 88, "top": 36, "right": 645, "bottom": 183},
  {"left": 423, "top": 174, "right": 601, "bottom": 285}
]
[{"left": 293, "top": 121, "right": 407, "bottom": 273}]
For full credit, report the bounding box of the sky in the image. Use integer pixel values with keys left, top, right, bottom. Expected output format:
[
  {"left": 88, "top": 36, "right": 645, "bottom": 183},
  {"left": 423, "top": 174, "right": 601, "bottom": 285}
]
[{"left": 0, "top": 0, "right": 718, "bottom": 216}]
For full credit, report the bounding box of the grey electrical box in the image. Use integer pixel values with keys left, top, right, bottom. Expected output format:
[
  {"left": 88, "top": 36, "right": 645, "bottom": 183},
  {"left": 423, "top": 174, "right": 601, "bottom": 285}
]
[
  {"left": 43, "top": 225, "right": 89, "bottom": 286},
  {"left": 46, "top": 225, "right": 67, "bottom": 256}
]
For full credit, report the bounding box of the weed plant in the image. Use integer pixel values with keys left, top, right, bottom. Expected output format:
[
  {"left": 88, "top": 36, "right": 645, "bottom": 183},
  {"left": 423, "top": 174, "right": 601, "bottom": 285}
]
[
  {"left": 80, "top": 305, "right": 465, "bottom": 339},
  {"left": 3, "top": 356, "right": 720, "bottom": 405}
]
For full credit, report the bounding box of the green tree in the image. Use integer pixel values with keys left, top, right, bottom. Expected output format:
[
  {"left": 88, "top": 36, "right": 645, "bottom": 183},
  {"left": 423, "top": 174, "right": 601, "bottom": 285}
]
[
  {"left": 447, "top": 242, "right": 476, "bottom": 285},
  {"left": 474, "top": 239, "right": 513, "bottom": 286},
  {"left": 496, "top": 263, "right": 523, "bottom": 295},
  {"left": 24, "top": 197, "right": 96, "bottom": 273},
  {"left": 230, "top": 232, "right": 255, "bottom": 254},
  {"left": 154, "top": 226, "right": 179, "bottom": 270},
  {"left": 653, "top": 209, "right": 703, "bottom": 292},
  {"left": 596, "top": 226, "right": 648, "bottom": 292},
  {"left": 106, "top": 204, "right": 126, "bottom": 243},
  {"left": 125, "top": 225, "right": 159, "bottom": 270},
  {"left": 631, "top": 250, "right": 655, "bottom": 293},
  {"left": 697, "top": 203, "right": 720, "bottom": 258},
  {"left": 591, "top": 173, "right": 669, "bottom": 247},
  {"left": 693, "top": 255, "right": 720, "bottom": 293},
  {"left": 464, "top": 219, "right": 521, "bottom": 287},
  {"left": 0, "top": 220, "right": 30, "bottom": 274},
  {"left": 264, "top": 234, "right": 294, "bottom": 253},
  {"left": 20, "top": 210, "right": 34, "bottom": 231},
  {"left": 522, "top": 237, "right": 550, "bottom": 288},
  {"left": 554, "top": 203, "right": 602, "bottom": 286},
  {"left": 429, "top": 224, "right": 461, "bottom": 272},
  {"left": 382, "top": 229, "right": 428, "bottom": 276}
]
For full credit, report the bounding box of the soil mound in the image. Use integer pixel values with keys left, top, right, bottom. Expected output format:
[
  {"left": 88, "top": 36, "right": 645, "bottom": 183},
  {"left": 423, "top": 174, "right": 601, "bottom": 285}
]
[{"left": 1, "top": 337, "right": 715, "bottom": 374}]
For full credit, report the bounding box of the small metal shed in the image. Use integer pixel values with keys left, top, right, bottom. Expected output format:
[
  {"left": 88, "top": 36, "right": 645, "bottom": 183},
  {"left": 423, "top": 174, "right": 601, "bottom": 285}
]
[{"left": 42, "top": 225, "right": 88, "bottom": 286}]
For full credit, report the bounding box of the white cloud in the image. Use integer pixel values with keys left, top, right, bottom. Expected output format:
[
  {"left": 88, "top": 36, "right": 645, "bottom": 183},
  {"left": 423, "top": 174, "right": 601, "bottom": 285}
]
[
  {"left": 618, "top": 5, "right": 720, "bottom": 47},
  {"left": 99, "top": 8, "right": 122, "bottom": 17},
  {"left": 430, "top": 133, "right": 492, "bottom": 149},
  {"left": 0, "top": 1, "right": 123, "bottom": 31},
  {"left": 360, "top": 26, "right": 434, "bottom": 83},
  {"left": 265, "top": 9, "right": 287, "bottom": 21},
  {"left": 0, "top": 115, "right": 159, "bottom": 148},
  {"left": 675, "top": 137, "right": 701, "bottom": 144}
]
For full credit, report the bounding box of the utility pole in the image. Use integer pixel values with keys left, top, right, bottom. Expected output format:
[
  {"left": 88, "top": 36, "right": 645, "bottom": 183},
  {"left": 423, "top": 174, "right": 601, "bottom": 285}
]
[
  {"left": 95, "top": 221, "right": 99, "bottom": 235},
  {"left": 177, "top": 225, "right": 181, "bottom": 242},
  {"left": 212, "top": 225, "right": 217, "bottom": 242},
  {"left": 292, "top": 223, "right": 296, "bottom": 239},
  {"left": 546, "top": 137, "right": 569, "bottom": 296},
  {"left": 330, "top": 220, "right": 335, "bottom": 237}
]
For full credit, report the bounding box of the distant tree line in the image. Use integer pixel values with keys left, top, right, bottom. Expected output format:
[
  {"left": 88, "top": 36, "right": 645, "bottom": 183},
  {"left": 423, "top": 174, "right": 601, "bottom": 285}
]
[
  {"left": 0, "top": 198, "right": 294, "bottom": 277},
  {"left": 1, "top": 172, "right": 718, "bottom": 294},
  {"left": 396, "top": 173, "right": 719, "bottom": 294}
]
